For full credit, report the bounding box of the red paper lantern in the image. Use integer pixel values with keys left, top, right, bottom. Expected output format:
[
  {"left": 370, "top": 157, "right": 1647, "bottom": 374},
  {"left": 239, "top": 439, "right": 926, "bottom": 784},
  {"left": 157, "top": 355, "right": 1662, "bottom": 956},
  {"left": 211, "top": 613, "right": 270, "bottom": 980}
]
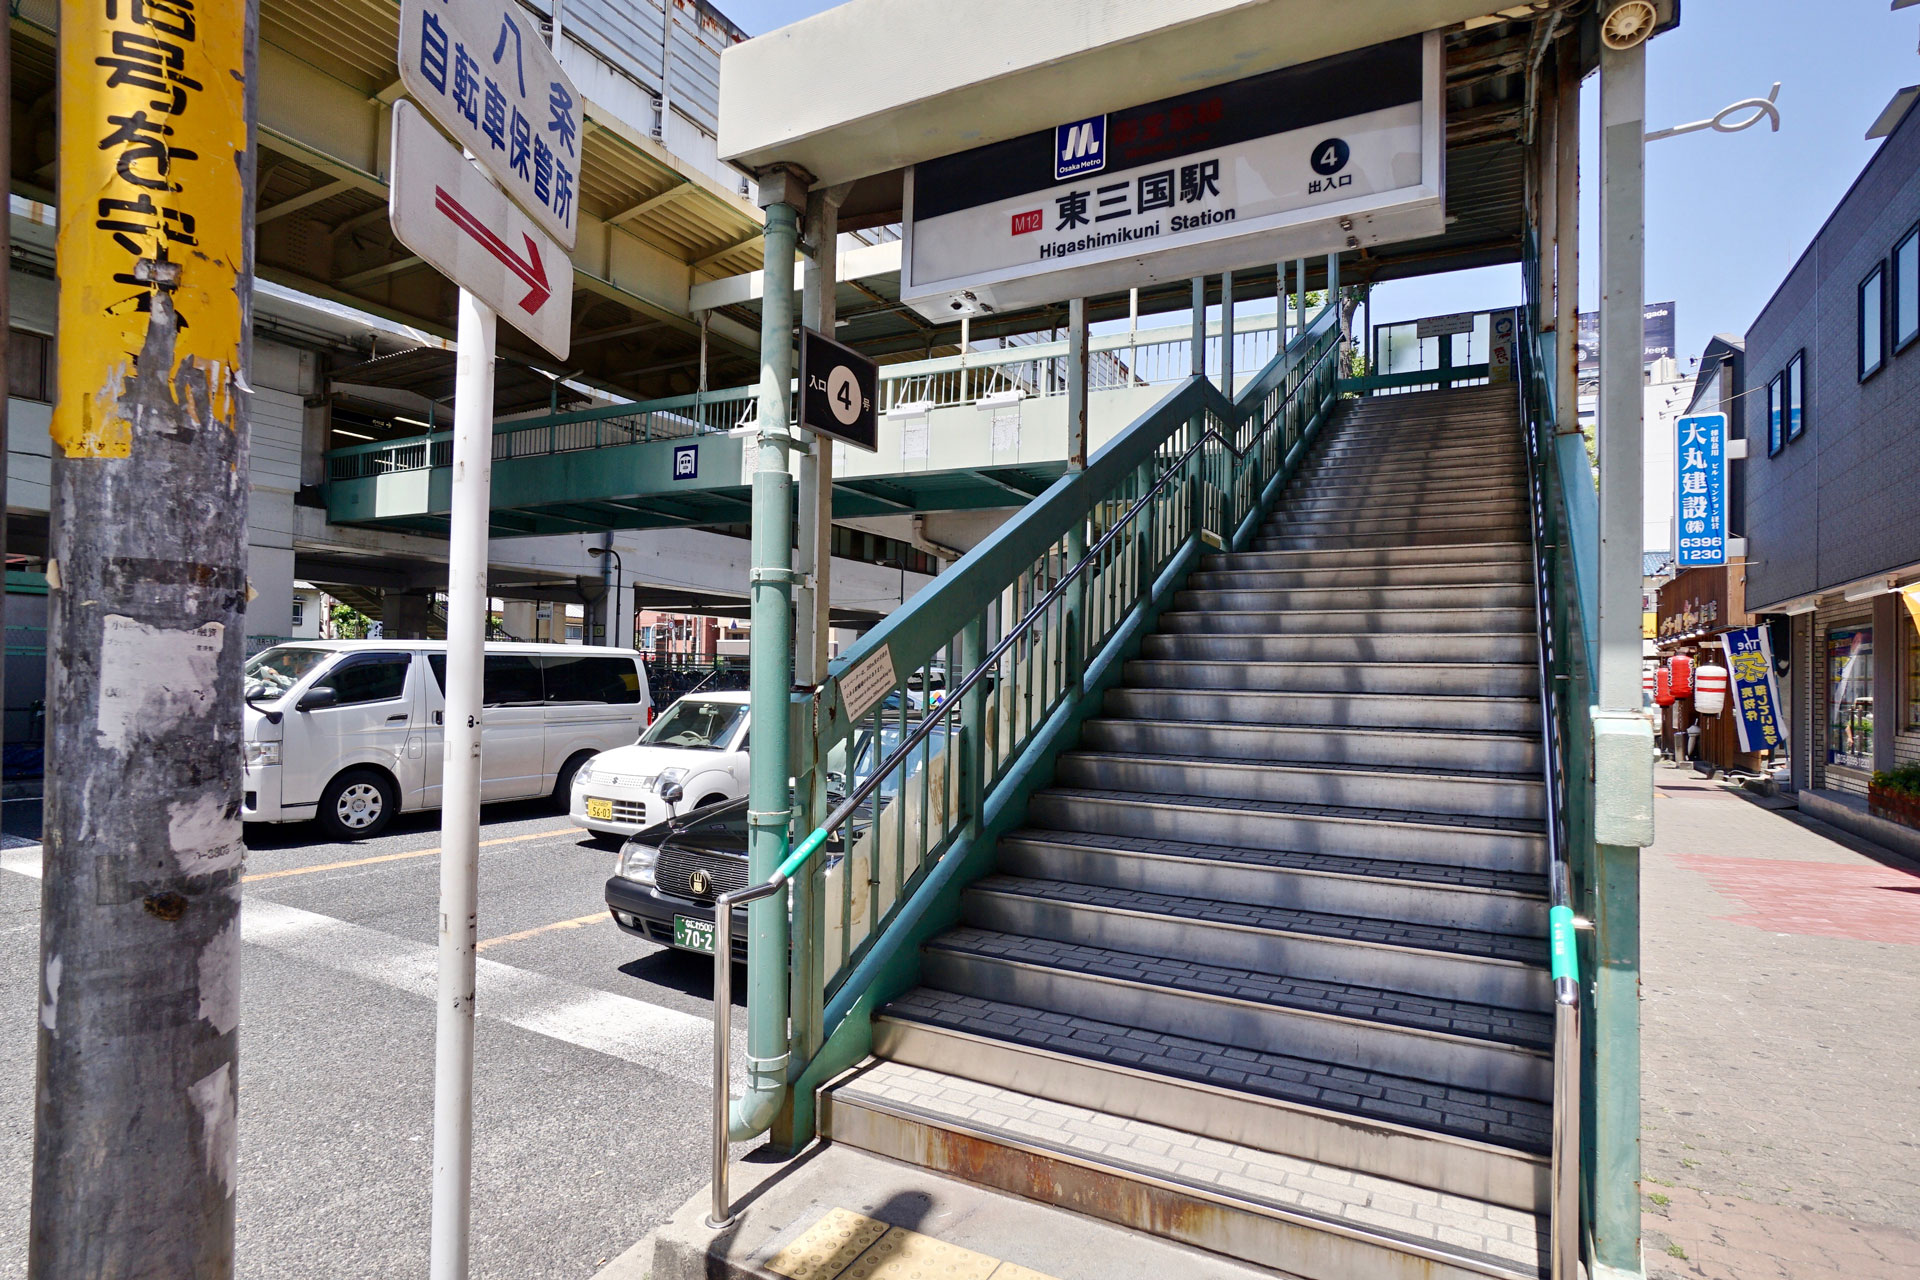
[
  {"left": 1669, "top": 654, "right": 1694, "bottom": 698},
  {"left": 1655, "top": 666, "right": 1676, "bottom": 707},
  {"left": 1694, "top": 664, "right": 1730, "bottom": 716}
]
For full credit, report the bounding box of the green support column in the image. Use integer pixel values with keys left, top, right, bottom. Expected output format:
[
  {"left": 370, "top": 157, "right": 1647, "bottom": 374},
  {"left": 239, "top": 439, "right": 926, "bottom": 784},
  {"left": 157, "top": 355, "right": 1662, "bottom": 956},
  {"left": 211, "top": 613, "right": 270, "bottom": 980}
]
[
  {"left": 732, "top": 172, "right": 804, "bottom": 1144},
  {"left": 1592, "top": 29, "right": 1652, "bottom": 1280}
]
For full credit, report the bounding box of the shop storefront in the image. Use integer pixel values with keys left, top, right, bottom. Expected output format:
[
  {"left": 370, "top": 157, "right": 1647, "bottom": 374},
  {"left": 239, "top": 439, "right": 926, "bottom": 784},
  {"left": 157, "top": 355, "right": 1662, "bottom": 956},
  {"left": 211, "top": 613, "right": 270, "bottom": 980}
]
[{"left": 1654, "top": 564, "right": 1768, "bottom": 775}]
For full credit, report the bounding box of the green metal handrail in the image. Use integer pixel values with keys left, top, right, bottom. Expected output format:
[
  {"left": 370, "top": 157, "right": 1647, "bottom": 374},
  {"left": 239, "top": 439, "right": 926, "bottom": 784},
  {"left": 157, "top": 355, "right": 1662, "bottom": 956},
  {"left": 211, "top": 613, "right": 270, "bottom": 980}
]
[
  {"left": 703, "top": 304, "right": 1344, "bottom": 1188},
  {"left": 1518, "top": 230, "right": 1599, "bottom": 1280}
]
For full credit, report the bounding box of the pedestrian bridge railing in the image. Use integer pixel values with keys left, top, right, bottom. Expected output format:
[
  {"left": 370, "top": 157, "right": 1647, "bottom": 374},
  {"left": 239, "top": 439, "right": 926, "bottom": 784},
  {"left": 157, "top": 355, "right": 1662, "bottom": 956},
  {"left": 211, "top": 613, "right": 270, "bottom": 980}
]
[{"left": 324, "top": 313, "right": 1299, "bottom": 484}]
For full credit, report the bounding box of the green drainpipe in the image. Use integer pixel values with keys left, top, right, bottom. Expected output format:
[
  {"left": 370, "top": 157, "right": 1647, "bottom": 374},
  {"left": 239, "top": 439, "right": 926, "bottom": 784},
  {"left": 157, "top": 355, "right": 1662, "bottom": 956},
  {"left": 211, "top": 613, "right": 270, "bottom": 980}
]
[{"left": 732, "top": 188, "right": 801, "bottom": 1142}]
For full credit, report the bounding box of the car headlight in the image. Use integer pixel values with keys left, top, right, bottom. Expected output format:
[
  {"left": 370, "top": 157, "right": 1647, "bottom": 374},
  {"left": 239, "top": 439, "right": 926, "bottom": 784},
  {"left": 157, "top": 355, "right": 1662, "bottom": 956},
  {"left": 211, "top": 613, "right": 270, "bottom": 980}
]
[
  {"left": 244, "top": 741, "right": 281, "bottom": 767},
  {"left": 654, "top": 768, "right": 687, "bottom": 793},
  {"left": 616, "top": 842, "right": 659, "bottom": 886},
  {"left": 573, "top": 763, "right": 598, "bottom": 787}
]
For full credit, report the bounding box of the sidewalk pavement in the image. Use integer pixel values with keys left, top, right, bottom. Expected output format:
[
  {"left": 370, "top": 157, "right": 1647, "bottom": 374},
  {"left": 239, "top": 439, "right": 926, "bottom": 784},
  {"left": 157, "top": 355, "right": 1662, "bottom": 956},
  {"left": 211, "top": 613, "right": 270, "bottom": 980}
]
[{"left": 1641, "top": 772, "right": 1920, "bottom": 1280}]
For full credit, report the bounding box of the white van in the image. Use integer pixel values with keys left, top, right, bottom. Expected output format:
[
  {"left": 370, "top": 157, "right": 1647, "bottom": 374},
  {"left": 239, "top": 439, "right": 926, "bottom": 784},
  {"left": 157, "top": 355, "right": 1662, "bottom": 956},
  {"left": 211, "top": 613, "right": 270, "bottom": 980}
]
[{"left": 242, "top": 641, "right": 652, "bottom": 839}]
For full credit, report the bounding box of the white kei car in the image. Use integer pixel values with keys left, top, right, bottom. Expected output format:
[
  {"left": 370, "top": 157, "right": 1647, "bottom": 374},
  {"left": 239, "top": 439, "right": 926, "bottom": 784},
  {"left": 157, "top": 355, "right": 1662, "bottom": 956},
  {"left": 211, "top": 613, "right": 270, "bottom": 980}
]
[{"left": 569, "top": 691, "right": 751, "bottom": 839}]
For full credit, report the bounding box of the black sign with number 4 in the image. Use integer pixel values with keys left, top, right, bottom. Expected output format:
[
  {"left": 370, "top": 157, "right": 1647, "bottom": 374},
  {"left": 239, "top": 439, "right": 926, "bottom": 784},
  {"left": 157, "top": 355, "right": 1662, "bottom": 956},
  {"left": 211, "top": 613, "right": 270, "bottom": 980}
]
[{"left": 799, "top": 328, "right": 880, "bottom": 453}]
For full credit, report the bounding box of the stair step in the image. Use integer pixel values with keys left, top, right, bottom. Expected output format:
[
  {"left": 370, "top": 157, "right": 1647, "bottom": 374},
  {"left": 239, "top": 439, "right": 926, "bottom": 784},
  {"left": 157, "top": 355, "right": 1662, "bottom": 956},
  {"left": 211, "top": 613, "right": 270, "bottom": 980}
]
[
  {"left": 1206, "top": 542, "right": 1533, "bottom": 570},
  {"left": 1057, "top": 748, "right": 1545, "bottom": 818},
  {"left": 1253, "top": 529, "right": 1533, "bottom": 551},
  {"left": 1262, "top": 512, "right": 1530, "bottom": 536},
  {"left": 1139, "top": 632, "right": 1536, "bottom": 664},
  {"left": 1279, "top": 490, "right": 1526, "bottom": 518},
  {"left": 1186, "top": 562, "right": 1530, "bottom": 590},
  {"left": 1122, "top": 658, "right": 1537, "bottom": 698},
  {"left": 874, "top": 993, "right": 1553, "bottom": 1195},
  {"left": 997, "top": 827, "right": 1549, "bottom": 934},
  {"left": 1173, "top": 585, "right": 1535, "bottom": 613},
  {"left": 1105, "top": 686, "right": 1538, "bottom": 732},
  {"left": 826, "top": 1057, "right": 1549, "bottom": 1279},
  {"left": 1080, "top": 717, "right": 1545, "bottom": 774},
  {"left": 963, "top": 875, "right": 1551, "bottom": 1010},
  {"left": 923, "top": 927, "right": 1552, "bottom": 1100},
  {"left": 1157, "top": 607, "right": 1537, "bottom": 635},
  {"left": 1029, "top": 788, "right": 1547, "bottom": 872}
]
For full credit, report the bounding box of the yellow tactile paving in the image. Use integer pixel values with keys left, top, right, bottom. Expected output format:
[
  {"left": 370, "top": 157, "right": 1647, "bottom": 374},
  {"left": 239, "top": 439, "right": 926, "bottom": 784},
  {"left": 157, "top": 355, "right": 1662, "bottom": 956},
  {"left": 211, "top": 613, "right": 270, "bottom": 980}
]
[
  {"left": 768, "top": 1208, "right": 1062, "bottom": 1280},
  {"left": 837, "top": 1226, "right": 1001, "bottom": 1280},
  {"left": 767, "top": 1208, "right": 891, "bottom": 1280}
]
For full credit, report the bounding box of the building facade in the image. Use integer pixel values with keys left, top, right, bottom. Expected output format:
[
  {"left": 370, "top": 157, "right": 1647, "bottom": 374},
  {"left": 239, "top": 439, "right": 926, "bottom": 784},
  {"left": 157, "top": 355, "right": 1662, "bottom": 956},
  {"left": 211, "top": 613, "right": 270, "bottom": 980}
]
[{"left": 1741, "top": 90, "right": 1920, "bottom": 809}]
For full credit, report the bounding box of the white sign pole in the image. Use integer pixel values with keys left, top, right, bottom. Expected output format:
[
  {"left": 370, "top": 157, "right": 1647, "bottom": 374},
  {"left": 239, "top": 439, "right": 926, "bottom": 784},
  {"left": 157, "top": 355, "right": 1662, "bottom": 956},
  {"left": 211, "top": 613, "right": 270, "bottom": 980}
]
[{"left": 428, "top": 285, "right": 498, "bottom": 1280}]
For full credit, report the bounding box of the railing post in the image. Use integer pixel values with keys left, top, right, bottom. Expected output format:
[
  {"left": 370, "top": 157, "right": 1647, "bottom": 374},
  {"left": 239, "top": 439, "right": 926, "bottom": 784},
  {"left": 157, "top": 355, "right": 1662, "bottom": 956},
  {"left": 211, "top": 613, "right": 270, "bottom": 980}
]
[{"left": 960, "top": 618, "right": 986, "bottom": 836}]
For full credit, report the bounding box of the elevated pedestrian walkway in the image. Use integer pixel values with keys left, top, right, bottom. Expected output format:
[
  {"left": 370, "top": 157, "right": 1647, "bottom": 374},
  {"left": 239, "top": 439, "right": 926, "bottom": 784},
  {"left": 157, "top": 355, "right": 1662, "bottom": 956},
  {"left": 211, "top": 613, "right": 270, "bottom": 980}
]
[{"left": 322, "top": 316, "right": 1317, "bottom": 535}]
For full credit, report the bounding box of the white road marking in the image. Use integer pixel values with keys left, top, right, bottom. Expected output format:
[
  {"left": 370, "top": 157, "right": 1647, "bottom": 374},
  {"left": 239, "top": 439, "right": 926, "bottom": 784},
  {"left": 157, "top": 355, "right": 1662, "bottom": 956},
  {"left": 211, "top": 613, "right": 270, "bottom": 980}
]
[{"left": 2, "top": 845, "right": 741, "bottom": 1087}]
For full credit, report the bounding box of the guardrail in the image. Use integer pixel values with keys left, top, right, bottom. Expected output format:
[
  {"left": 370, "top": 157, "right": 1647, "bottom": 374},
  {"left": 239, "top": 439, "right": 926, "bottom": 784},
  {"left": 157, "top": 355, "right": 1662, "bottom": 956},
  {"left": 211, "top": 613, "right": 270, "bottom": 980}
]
[
  {"left": 704, "top": 304, "right": 1345, "bottom": 1222},
  {"left": 325, "top": 315, "right": 1298, "bottom": 484}
]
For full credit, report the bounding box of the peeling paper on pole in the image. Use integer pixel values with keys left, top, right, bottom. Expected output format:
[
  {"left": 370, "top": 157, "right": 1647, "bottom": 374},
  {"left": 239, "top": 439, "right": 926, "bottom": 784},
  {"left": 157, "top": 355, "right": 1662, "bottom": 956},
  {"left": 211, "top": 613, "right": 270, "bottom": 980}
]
[
  {"left": 96, "top": 616, "right": 224, "bottom": 750},
  {"left": 50, "top": 0, "right": 249, "bottom": 458},
  {"left": 187, "top": 1062, "right": 237, "bottom": 1195}
]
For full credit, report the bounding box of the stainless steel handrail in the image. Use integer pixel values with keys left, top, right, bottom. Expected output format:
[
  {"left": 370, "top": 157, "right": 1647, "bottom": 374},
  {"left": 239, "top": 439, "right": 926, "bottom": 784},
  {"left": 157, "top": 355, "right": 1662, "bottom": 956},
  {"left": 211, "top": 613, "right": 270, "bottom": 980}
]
[
  {"left": 707, "top": 874, "right": 784, "bottom": 1229},
  {"left": 1517, "top": 331, "right": 1582, "bottom": 1280},
  {"left": 702, "top": 330, "right": 1341, "bottom": 1229}
]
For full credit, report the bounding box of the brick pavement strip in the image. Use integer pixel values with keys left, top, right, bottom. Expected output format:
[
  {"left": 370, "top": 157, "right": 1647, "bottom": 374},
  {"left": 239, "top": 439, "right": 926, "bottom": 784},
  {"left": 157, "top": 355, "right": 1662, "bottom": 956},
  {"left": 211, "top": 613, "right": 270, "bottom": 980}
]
[{"left": 1642, "top": 776, "right": 1920, "bottom": 1280}]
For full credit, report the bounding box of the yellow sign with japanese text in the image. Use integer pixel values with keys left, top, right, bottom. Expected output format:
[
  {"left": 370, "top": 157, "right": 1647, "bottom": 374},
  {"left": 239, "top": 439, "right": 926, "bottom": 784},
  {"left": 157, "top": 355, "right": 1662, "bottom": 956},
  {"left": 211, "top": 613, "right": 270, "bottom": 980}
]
[{"left": 53, "top": 0, "right": 249, "bottom": 459}]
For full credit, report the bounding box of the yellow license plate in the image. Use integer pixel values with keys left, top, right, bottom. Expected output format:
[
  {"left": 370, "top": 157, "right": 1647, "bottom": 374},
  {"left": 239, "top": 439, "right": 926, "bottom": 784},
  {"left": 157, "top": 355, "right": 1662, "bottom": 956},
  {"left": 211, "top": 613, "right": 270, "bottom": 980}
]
[{"left": 586, "top": 797, "right": 614, "bottom": 821}]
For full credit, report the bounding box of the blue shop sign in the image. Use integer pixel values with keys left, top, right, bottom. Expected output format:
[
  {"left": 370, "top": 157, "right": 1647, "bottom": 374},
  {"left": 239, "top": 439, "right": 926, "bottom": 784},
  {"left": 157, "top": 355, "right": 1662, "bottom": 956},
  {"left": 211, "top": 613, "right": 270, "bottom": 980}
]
[{"left": 1675, "top": 412, "right": 1727, "bottom": 568}]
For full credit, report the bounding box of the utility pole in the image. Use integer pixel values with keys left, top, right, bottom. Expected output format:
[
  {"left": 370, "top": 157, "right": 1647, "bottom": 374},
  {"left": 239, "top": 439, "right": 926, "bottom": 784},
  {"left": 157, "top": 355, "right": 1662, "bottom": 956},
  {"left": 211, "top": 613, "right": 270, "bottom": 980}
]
[{"left": 33, "top": 1, "right": 258, "bottom": 1275}]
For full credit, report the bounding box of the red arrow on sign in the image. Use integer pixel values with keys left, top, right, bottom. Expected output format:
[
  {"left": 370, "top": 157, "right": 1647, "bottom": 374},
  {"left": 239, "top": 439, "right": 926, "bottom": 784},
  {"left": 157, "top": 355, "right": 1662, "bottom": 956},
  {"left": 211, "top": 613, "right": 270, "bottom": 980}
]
[{"left": 433, "top": 186, "right": 551, "bottom": 314}]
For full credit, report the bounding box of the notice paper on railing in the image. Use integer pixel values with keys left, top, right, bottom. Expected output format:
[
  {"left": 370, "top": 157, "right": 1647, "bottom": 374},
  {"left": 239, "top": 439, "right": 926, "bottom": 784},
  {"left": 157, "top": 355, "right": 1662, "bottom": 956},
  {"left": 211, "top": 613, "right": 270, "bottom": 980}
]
[{"left": 839, "top": 645, "right": 897, "bottom": 724}]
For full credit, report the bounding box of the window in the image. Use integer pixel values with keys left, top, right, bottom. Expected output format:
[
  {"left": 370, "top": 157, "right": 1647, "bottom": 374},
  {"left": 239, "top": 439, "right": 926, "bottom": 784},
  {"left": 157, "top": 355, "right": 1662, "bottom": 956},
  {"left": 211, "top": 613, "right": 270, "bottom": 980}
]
[
  {"left": 8, "top": 329, "right": 53, "bottom": 403},
  {"left": 321, "top": 653, "right": 412, "bottom": 706},
  {"left": 1897, "top": 226, "right": 1920, "bottom": 352},
  {"left": 1786, "top": 351, "right": 1805, "bottom": 442},
  {"left": 1860, "top": 262, "right": 1886, "bottom": 381},
  {"left": 1906, "top": 607, "right": 1920, "bottom": 729},
  {"left": 291, "top": 598, "right": 306, "bottom": 628},
  {"left": 1827, "top": 625, "right": 1875, "bottom": 771},
  {"left": 540, "top": 654, "right": 640, "bottom": 704},
  {"left": 1766, "top": 373, "right": 1784, "bottom": 456},
  {"left": 482, "top": 654, "right": 543, "bottom": 706},
  {"left": 639, "top": 626, "right": 655, "bottom": 649},
  {"left": 641, "top": 699, "right": 748, "bottom": 750}
]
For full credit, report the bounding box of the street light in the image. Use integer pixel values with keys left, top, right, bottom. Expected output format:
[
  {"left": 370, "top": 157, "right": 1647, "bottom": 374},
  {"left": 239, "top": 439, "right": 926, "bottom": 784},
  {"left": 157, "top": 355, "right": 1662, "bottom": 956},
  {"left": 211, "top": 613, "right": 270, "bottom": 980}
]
[{"left": 587, "top": 546, "right": 625, "bottom": 648}]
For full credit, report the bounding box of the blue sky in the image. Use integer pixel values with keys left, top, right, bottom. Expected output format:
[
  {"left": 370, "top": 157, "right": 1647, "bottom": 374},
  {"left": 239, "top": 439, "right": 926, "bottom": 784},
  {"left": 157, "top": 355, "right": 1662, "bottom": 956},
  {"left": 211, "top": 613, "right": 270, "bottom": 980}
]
[{"left": 715, "top": 0, "right": 1920, "bottom": 366}]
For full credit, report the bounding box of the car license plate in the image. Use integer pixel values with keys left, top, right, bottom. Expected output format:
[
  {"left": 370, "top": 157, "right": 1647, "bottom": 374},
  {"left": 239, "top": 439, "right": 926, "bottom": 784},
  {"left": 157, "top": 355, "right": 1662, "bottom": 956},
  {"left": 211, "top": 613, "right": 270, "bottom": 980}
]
[
  {"left": 674, "top": 915, "right": 716, "bottom": 954},
  {"left": 586, "top": 797, "right": 613, "bottom": 822}
]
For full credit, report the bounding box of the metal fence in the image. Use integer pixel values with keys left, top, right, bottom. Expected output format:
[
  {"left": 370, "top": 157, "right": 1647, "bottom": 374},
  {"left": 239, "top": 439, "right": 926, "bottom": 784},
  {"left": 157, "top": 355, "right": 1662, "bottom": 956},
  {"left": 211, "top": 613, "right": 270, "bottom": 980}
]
[{"left": 326, "top": 316, "right": 1296, "bottom": 483}]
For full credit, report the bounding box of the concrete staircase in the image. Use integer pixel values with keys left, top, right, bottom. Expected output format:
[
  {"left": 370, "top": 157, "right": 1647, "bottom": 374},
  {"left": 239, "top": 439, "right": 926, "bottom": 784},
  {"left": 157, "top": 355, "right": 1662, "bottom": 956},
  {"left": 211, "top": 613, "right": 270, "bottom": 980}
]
[{"left": 822, "top": 387, "right": 1553, "bottom": 1280}]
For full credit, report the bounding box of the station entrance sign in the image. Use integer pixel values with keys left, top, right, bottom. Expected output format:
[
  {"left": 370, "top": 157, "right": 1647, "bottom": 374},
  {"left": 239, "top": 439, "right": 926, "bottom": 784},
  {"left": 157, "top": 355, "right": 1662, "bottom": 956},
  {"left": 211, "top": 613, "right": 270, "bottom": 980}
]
[
  {"left": 901, "top": 32, "right": 1443, "bottom": 317},
  {"left": 799, "top": 329, "right": 880, "bottom": 452}
]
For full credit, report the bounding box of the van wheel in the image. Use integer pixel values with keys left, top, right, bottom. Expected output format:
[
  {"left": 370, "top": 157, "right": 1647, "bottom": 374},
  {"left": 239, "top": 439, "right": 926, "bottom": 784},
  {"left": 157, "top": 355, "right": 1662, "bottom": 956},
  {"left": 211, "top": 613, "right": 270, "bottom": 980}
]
[
  {"left": 552, "top": 751, "right": 595, "bottom": 810},
  {"left": 696, "top": 794, "right": 730, "bottom": 811},
  {"left": 318, "top": 769, "right": 397, "bottom": 840}
]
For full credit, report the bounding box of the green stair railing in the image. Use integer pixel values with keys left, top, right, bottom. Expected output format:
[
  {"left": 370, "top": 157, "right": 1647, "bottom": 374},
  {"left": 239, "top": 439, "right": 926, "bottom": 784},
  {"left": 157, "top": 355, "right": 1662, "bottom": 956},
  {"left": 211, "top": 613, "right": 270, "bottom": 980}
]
[
  {"left": 1518, "top": 232, "right": 1601, "bottom": 1280},
  {"left": 703, "top": 305, "right": 1345, "bottom": 1217}
]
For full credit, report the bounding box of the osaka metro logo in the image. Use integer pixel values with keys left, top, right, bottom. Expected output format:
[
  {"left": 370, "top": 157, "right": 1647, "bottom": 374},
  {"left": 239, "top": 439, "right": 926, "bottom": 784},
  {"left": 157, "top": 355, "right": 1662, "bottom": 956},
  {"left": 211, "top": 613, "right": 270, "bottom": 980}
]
[{"left": 1055, "top": 115, "right": 1107, "bottom": 181}]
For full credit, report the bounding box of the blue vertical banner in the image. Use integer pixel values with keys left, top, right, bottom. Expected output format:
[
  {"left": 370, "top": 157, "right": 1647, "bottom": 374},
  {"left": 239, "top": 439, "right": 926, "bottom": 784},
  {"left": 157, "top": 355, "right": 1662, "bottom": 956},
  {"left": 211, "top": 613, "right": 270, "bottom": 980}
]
[
  {"left": 1724, "top": 625, "right": 1787, "bottom": 754},
  {"left": 1675, "top": 412, "right": 1728, "bottom": 567}
]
